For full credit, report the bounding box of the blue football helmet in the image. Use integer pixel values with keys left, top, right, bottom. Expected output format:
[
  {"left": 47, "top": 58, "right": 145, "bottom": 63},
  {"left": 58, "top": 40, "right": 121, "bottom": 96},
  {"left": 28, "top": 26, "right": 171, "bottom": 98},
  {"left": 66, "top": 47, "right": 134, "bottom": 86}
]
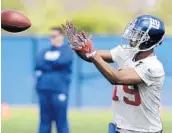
[{"left": 122, "top": 14, "right": 165, "bottom": 51}]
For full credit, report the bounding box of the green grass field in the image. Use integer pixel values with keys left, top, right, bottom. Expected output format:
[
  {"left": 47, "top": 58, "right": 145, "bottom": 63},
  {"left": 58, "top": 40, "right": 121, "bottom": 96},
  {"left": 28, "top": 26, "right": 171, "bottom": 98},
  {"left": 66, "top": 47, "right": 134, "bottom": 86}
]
[{"left": 2, "top": 107, "right": 172, "bottom": 133}]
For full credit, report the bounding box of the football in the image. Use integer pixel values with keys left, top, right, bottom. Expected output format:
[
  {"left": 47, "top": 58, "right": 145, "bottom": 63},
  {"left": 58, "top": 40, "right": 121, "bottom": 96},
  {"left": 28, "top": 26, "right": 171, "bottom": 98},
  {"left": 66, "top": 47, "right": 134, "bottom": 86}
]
[{"left": 1, "top": 10, "right": 31, "bottom": 32}]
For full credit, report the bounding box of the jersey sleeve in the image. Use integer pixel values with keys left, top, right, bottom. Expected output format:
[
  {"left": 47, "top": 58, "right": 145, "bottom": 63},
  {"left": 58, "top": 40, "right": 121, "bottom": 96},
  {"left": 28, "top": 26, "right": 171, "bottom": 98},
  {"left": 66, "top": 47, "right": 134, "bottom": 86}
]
[
  {"left": 110, "top": 45, "right": 123, "bottom": 66},
  {"left": 134, "top": 63, "right": 165, "bottom": 86},
  {"left": 110, "top": 45, "right": 119, "bottom": 62}
]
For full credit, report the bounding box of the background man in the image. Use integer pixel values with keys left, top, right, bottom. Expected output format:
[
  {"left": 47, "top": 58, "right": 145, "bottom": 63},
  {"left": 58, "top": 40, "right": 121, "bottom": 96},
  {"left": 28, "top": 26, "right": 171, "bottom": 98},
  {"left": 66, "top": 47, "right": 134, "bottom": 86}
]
[{"left": 35, "top": 27, "right": 73, "bottom": 133}]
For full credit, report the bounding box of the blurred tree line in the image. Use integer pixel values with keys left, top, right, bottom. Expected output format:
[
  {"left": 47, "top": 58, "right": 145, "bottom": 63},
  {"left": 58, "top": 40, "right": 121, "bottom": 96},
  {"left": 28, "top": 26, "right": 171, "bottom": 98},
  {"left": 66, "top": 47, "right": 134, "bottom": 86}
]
[{"left": 2, "top": 0, "right": 172, "bottom": 35}]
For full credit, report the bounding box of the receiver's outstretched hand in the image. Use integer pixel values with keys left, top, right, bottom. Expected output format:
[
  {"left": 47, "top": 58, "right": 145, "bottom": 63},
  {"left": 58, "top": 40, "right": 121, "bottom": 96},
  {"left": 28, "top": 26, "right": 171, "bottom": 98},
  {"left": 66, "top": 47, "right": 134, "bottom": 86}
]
[{"left": 62, "top": 21, "right": 95, "bottom": 58}]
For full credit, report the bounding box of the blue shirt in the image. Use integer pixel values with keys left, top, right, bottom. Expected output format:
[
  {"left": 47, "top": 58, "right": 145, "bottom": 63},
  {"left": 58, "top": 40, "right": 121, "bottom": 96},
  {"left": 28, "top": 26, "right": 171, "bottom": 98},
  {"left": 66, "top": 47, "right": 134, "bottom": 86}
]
[{"left": 35, "top": 44, "right": 73, "bottom": 94}]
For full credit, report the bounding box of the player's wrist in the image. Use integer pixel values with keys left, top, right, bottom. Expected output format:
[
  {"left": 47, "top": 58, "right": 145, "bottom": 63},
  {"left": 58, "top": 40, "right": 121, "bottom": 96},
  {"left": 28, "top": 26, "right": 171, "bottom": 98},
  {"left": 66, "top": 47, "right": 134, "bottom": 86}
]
[
  {"left": 86, "top": 51, "right": 96, "bottom": 59},
  {"left": 90, "top": 52, "right": 102, "bottom": 62}
]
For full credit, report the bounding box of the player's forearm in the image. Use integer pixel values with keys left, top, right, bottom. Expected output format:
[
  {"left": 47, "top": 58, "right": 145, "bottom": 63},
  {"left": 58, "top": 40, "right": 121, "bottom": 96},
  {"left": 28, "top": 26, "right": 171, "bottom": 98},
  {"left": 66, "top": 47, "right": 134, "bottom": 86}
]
[
  {"left": 76, "top": 50, "right": 113, "bottom": 63},
  {"left": 91, "top": 53, "right": 121, "bottom": 85},
  {"left": 97, "top": 50, "right": 113, "bottom": 63}
]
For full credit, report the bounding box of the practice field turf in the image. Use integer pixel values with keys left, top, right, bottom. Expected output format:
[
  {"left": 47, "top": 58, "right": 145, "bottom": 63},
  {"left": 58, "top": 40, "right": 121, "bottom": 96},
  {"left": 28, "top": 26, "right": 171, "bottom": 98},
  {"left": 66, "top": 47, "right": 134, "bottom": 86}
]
[{"left": 2, "top": 107, "right": 172, "bottom": 133}]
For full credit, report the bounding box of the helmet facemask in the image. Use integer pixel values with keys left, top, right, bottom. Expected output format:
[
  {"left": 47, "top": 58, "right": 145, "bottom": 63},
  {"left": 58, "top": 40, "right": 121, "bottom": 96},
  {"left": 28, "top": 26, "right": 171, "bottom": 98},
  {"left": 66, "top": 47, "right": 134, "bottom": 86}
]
[{"left": 121, "top": 21, "right": 150, "bottom": 51}]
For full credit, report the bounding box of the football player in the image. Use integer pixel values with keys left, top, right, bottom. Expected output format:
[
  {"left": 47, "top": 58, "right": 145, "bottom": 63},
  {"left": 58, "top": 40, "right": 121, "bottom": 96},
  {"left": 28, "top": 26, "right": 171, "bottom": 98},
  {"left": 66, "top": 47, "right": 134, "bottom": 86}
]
[{"left": 62, "top": 14, "right": 165, "bottom": 133}]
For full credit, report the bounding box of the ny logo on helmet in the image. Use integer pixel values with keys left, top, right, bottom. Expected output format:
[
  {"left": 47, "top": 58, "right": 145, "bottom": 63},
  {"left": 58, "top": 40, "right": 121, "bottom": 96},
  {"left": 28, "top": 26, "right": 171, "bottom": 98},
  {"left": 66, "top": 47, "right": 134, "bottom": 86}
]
[{"left": 150, "top": 18, "right": 160, "bottom": 29}]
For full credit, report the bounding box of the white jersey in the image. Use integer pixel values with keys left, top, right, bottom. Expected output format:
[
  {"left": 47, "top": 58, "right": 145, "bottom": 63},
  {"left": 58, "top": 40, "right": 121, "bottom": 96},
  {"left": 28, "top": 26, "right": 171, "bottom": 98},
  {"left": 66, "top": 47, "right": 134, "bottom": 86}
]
[{"left": 110, "top": 46, "right": 165, "bottom": 133}]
